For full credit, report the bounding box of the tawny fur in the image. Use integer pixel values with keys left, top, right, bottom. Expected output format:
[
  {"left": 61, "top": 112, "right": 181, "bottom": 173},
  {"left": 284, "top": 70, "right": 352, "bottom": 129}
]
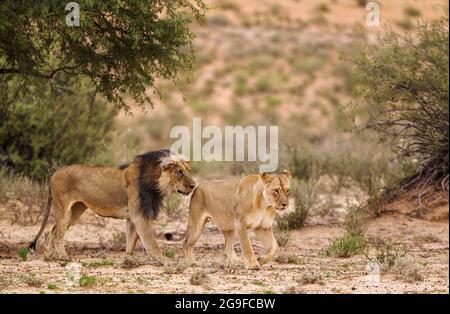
[
  {"left": 29, "top": 150, "right": 195, "bottom": 259},
  {"left": 184, "top": 171, "right": 291, "bottom": 270}
]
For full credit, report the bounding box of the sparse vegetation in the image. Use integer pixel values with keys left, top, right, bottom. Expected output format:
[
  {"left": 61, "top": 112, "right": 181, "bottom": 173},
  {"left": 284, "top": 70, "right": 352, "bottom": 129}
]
[
  {"left": 163, "top": 247, "right": 177, "bottom": 259},
  {"left": 79, "top": 274, "right": 97, "bottom": 288},
  {"left": 297, "top": 273, "right": 323, "bottom": 285},
  {"left": 323, "top": 211, "right": 368, "bottom": 258},
  {"left": 352, "top": 16, "right": 449, "bottom": 209},
  {"left": 275, "top": 252, "right": 302, "bottom": 264},
  {"left": 323, "top": 234, "right": 367, "bottom": 258},
  {"left": 17, "top": 247, "right": 29, "bottom": 261},
  {"left": 163, "top": 260, "right": 188, "bottom": 274},
  {"left": 111, "top": 231, "right": 126, "bottom": 251},
  {"left": 21, "top": 274, "right": 43, "bottom": 288},
  {"left": 190, "top": 270, "right": 210, "bottom": 286},
  {"left": 81, "top": 259, "right": 115, "bottom": 268},
  {"left": 120, "top": 256, "right": 145, "bottom": 269}
]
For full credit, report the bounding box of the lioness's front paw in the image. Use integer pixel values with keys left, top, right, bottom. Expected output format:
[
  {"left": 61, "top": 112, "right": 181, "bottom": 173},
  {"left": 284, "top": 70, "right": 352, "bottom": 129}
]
[
  {"left": 245, "top": 260, "right": 261, "bottom": 270},
  {"left": 257, "top": 256, "right": 268, "bottom": 265},
  {"left": 185, "top": 258, "right": 196, "bottom": 266}
]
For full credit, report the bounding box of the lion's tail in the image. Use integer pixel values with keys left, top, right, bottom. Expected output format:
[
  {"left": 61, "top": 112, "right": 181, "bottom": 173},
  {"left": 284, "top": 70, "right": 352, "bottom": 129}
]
[{"left": 28, "top": 178, "right": 53, "bottom": 251}]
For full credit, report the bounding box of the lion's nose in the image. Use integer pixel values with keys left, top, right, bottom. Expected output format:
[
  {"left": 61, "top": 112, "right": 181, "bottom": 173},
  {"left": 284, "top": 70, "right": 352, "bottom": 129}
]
[{"left": 281, "top": 202, "right": 288, "bottom": 207}]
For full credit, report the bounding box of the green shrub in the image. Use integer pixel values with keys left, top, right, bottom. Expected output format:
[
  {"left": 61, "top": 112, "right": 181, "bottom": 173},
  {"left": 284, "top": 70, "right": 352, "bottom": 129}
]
[
  {"left": 352, "top": 16, "right": 449, "bottom": 194},
  {"left": 21, "top": 273, "right": 43, "bottom": 287},
  {"left": 323, "top": 208, "right": 369, "bottom": 258},
  {"left": 17, "top": 247, "right": 29, "bottom": 261},
  {"left": 79, "top": 274, "right": 97, "bottom": 288},
  {"left": 323, "top": 234, "right": 367, "bottom": 258},
  {"left": 162, "top": 247, "right": 176, "bottom": 259},
  {"left": 0, "top": 76, "right": 116, "bottom": 180}
]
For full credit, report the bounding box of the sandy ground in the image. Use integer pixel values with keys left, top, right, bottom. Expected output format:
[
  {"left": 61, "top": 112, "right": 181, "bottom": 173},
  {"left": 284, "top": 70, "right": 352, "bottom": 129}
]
[{"left": 0, "top": 206, "right": 448, "bottom": 294}]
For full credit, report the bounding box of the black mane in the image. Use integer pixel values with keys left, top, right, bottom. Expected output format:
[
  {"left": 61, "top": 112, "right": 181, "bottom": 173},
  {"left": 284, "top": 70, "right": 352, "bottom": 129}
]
[{"left": 135, "top": 149, "right": 170, "bottom": 218}]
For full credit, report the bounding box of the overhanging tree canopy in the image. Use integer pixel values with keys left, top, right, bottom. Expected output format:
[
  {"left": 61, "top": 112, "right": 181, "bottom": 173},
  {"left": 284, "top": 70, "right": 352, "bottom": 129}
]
[{"left": 0, "top": 0, "right": 206, "bottom": 112}]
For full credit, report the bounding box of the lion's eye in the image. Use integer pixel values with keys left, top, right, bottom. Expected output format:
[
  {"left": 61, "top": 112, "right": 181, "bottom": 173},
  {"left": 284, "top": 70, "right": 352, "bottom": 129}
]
[{"left": 179, "top": 170, "right": 184, "bottom": 176}]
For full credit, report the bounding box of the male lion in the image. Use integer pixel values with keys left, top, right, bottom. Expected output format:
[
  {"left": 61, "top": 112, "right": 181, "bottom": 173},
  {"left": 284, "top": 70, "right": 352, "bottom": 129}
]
[
  {"left": 29, "top": 149, "right": 195, "bottom": 259},
  {"left": 184, "top": 170, "right": 291, "bottom": 269}
]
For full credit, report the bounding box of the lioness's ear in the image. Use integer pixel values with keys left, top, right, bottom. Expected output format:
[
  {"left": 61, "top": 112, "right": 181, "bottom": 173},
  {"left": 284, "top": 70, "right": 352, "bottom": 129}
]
[
  {"left": 282, "top": 169, "right": 292, "bottom": 179},
  {"left": 259, "top": 172, "right": 269, "bottom": 184}
]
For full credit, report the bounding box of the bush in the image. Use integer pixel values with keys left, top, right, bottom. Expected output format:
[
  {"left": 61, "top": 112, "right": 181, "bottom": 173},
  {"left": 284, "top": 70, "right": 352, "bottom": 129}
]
[
  {"left": 323, "top": 234, "right": 367, "bottom": 258},
  {"left": 352, "top": 16, "right": 449, "bottom": 195},
  {"left": 277, "top": 180, "right": 310, "bottom": 230},
  {"left": 190, "top": 270, "right": 210, "bottom": 286},
  {"left": 323, "top": 210, "right": 368, "bottom": 258},
  {"left": 79, "top": 274, "right": 97, "bottom": 288},
  {"left": 0, "top": 76, "right": 116, "bottom": 180}
]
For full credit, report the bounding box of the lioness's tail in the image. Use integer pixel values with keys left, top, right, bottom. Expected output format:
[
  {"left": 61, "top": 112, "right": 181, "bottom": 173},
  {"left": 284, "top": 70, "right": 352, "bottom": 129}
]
[{"left": 28, "top": 179, "right": 53, "bottom": 251}]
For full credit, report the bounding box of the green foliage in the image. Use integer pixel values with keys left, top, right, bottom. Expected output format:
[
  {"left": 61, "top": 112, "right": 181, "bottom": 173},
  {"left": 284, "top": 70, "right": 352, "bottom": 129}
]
[
  {"left": 0, "top": 76, "right": 116, "bottom": 180},
  {"left": 0, "top": 0, "right": 207, "bottom": 112},
  {"left": 20, "top": 273, "right": 43, "bottom": 287},
  {"left": 352, "top": 16, "right": 449, "bottom": 192},
  {"left": 342, "top": 210, "right": 368, "bottom": 237},
  {"left": 162, "top": 247, "right": 176, "bottom": 259},
  {"left": 323, "top": 211, "right": 368, "bottom": 258},
  {"left": 79, "top": 274, "right": 97, "bottom": 288},
  {"left": 47, "top": 283, "right": 59, "bottom": 290},
  {"left": 365, "top": 238, "right": 407, "bottom": 269},
  {"left": 17, "top": 247, "right": 29, "bottom": 261},
  {"left": 81, "top": 259, "right": 115, "bottom": 268},
  {"left": 323, "top": 234, "right": 367, "bottom": 258}
]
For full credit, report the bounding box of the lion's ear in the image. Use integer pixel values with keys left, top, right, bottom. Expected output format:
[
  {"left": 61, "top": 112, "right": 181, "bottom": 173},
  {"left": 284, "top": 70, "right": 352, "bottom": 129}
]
[
  {"left": 182, "top": 160, "right": 191, "bottom": 172},
  {"left": 282, "top": 169, "right": 292, "bottom": 180},
  {"left": 259, "top": 172, "right": 270, "bottom": 184},
  {"left": 160, "top": 158, "right": 175, "bottom": 171}
]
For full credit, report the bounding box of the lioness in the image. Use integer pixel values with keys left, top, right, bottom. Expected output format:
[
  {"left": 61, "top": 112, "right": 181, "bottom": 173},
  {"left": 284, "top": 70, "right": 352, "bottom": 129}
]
[
  {"left": 29, "top": 149, "right": 195, "bottom": 259},
  {"left": 184, "top": 171, "right": 291, "bottom": 269}
]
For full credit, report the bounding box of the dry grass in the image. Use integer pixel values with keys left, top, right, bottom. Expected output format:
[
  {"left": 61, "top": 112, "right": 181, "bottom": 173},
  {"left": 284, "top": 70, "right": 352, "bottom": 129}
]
[
  {"left": 275, "top": 252, "right": 303, "bottom": 264},
  {"left": 190, "top": 270, "right": 210, "bottom": 286}
]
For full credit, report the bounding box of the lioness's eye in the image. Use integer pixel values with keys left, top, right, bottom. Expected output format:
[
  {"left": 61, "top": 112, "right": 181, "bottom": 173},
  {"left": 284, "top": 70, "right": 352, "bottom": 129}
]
[
  {"left": 273, "top": 189, "right": 279, "bottom": 195},
  {"left": 286, "top": 189, "right": 290, "bottom": 195}
]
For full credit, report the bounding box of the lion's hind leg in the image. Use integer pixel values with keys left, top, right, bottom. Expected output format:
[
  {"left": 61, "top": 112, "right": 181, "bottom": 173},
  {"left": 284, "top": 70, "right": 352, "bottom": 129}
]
[
  {"left": 48, "top": 200, "right": 86, "bottom": 259},
  {"left": 183, "top": 188, "right": 208, "bottom": 265},
  {"left": 45, "top": 201, "right": 70, "bottom": 259}
]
